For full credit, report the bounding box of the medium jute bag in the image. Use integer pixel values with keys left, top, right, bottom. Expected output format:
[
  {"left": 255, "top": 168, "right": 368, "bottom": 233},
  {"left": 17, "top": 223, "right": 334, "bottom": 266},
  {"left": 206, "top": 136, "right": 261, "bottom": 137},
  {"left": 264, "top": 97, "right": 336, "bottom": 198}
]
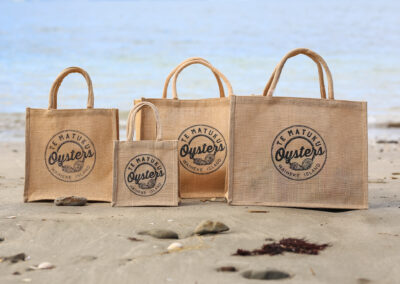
[
  {"left": 24, "top": 67, "right": 119, "bottom": 202},
  {"left": 135, "top": 58, "right": 233, "bottom": 198},
  {"left": 227, "top": 48, "right": 368, "bottom": 209},
  {"left": 112, "top": 102, "right": 179, "bottom": 206}
]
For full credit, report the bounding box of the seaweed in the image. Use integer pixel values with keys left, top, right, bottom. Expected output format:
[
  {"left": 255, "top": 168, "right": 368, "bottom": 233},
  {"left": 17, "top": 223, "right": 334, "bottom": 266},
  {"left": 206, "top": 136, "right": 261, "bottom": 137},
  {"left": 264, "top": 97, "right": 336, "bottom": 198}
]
[{"left": 234, "top": 238, "right": 329, "bottom": 256}]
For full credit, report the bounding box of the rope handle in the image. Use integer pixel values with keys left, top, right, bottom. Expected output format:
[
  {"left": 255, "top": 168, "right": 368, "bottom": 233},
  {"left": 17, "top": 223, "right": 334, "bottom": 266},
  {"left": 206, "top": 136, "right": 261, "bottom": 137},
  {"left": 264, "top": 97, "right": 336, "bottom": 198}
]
[
  {"left": 264, "top": 48, "right": 334, "bottom": 100},
  {"left": 48, "top": 67, "right": 94, "bottom": 109},
  {"left": 263, "top": 52, "right": 327, "bottom": 98},
  {"left": 127, "top": 102, "right": 162, "bottom": 141},
  {"left": 171, "top": 59, "right": 233, "bottom": 99}
]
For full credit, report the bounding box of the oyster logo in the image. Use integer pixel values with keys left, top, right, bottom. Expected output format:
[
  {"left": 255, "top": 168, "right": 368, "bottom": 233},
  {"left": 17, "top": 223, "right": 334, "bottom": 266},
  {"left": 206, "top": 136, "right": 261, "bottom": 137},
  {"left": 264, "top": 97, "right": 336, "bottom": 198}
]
[
  {"left": 124, "top": 154, "right": 166, "bottom": 196},
  {"left": 178, "top": 124, "right": 227, "bottom": 175},
  {"left": 271, "top": 125, "right": 327, "bottom": 181},
  {"left": 45, "top": 130, "right": 96, "bottom": 182}
]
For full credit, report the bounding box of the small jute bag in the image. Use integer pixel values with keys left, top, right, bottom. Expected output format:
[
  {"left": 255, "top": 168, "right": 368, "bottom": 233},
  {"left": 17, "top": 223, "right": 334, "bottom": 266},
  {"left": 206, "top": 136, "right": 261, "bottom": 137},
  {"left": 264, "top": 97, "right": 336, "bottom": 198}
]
[
  {"left": 112, "top": 102, "right": 179, "bottom": 206},
  {"left": 227, "top": 48, "right": 368, "bottom": 209},
  {"left": 135, "top": 58, "right": 233, "bottom": 198},
  {"left": 24, "top": 67, "right": 119, "bottom": 202}
]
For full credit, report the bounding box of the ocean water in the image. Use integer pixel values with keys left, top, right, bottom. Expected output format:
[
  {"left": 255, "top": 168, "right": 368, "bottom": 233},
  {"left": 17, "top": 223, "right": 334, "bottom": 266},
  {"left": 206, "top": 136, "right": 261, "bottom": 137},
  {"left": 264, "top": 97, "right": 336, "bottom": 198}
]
[{"left": 0, "top": 0, "right": 400, "bottom": 131}]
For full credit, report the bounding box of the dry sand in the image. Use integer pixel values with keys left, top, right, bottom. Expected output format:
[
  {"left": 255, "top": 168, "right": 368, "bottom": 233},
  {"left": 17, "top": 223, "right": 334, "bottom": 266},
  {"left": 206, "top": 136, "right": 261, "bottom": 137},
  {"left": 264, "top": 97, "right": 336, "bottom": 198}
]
[{"left": 0, "top": 137, "right": 399, "bottom": 283}]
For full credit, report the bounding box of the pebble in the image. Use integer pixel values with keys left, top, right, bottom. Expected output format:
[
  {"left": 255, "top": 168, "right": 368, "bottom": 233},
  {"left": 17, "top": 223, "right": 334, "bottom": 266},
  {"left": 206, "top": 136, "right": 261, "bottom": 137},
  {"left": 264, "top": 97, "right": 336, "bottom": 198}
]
[
  {"left": 54, "top": 196, "right": 87, "bottom": 206},
  {"left": 37, "top": 262, "right": 55, "bottom": 270},
  {"left": 167, "top": 242, "right": 183, "bottom": 252},
  {"left": 0, "top": 237, "right": 4, "bottom": 242},
  {"left": 242, "top": 269, "right": 290, "bottom": 280},
  {"left": 217, "top": 266, "right": 237, "bottom": 272},
  {"left": 138, "top": 229, "right": 179, "bottom": 239},
  {"left": 194, "top": 220, "right": 229, "bottom": 235},
  {"left": 0, "top": 253, "right": 26, "bottom": 264}
]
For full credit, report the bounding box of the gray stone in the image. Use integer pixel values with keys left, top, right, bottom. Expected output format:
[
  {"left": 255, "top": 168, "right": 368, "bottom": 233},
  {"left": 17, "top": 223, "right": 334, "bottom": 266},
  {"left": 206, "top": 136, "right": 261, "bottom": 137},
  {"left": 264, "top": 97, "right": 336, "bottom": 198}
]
[
  {"left": 0, "top": 253, "right": 26, "bottom": 264},
  {"left": 194, "top": 220, "right": 229, "bottom": 235},
  {"left": 54, "top": 196, "right": 87, "bottom": 206},
  {"left": 242, "top": 269, "right": 290, "bottom": 280},
  {"left": 138, "top": 229, "right": 179, "bottom": 239}
]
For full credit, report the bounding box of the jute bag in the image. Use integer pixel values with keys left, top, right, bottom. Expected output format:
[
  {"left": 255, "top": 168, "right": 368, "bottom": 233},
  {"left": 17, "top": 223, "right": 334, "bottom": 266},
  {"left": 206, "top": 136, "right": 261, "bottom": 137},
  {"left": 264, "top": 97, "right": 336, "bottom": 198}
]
[
  {"left": 227, "top": 48, "right": 368, "bottom": 209},
  {"left": 135, "top": 58, "right": 233, "bottom": 198},
  {"left": 112, "top": 102, "right": 179, "bottom": 206},
  {"left": 25, "top": 67, "right": 119, "bottom": 202}
]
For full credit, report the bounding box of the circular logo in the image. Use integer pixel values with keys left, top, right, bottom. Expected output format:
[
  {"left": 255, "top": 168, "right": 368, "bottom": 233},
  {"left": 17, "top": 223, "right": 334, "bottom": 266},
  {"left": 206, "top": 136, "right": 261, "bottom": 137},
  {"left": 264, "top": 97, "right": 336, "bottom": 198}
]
[
  {"left": 271, "top": 125, "right": 327, "bottom": 181},
  {"left": 45, "top": 130, "right": 96, "bottom": 182},
  {"left": 178, "top": 124, "right": 227, "bottom": 175},
  {"left": 124, "top": 154, "right": 166, "bottom": 196}
]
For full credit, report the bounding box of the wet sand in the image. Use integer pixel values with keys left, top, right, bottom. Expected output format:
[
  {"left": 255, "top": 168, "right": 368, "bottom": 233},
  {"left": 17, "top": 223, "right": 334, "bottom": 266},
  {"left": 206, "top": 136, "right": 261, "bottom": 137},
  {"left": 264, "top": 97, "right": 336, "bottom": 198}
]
[{"left": 0, "top": 138, "right": 399, "bottom": 284}]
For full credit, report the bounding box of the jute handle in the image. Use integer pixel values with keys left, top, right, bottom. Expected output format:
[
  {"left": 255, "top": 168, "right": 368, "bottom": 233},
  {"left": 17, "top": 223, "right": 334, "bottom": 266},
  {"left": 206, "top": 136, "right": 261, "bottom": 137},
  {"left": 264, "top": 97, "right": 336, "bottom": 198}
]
[
  {"left": 171, "top": 59, "right": 234, "bottom": 99},
  {"left": 127, "top": 102, "right": 162, "bottom": 141},
  {"left": 265, "top": 48, "right": 334, "bottom": 100},
  {"left": 162, "top": 57, "right": 225, "bottom": 99},
  {"left": 263, "top": 53, "right": 327, "bottom": 98},
  {"left": 48, "top": 67, "right": 94, "bottom": 109}
]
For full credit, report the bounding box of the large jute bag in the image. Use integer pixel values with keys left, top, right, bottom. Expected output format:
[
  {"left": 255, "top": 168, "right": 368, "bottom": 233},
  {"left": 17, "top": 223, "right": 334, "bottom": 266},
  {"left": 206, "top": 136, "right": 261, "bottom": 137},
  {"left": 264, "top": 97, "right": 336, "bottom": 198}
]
[
  {"left": 135, "top": 58, "right": 233, "bottom": 198},
  {"left": 24, "top": 67, "right": 119, "bottom": 202},
  {"left": 112, "top": 102, "right": 179, "bottom": 206},
  {"left": 227, "top": 48, "right": 368, "bottom": 209}
]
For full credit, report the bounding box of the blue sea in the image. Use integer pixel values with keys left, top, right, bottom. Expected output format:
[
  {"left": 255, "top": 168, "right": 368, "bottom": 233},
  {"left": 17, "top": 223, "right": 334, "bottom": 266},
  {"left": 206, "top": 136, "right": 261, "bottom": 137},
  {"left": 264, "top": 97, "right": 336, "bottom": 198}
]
[{"left": 0, "top": 0, "right": 400, "bottom": 139}]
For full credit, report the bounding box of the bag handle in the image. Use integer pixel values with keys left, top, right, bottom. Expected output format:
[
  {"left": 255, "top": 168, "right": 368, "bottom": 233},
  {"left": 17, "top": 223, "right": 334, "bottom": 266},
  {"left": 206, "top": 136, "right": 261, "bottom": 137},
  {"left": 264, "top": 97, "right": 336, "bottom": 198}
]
[
  {"left": 264, "top": 48, "right": 334, "bottom": 100},
  {"left": 163, "top": 57, "right": 226, "bottom": 99},
  {"left": 127, "top": 102, "right": 162, "bottom": 141},
  {"left": 171, "top": 59, "right": 234, "bottom": 99},
  {"left": 263, "top": 53, "right": 327, "bottom": 98},
  {"left": 48, "top": 67, "right": 94, "bottom": 110}
]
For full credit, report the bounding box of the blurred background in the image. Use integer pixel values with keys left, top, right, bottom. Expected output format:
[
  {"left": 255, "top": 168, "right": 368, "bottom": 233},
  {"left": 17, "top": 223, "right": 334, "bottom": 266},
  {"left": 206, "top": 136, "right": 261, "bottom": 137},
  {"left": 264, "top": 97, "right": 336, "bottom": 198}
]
[{"left": 0, "top": 0, "right": 399, "bottom": 140}]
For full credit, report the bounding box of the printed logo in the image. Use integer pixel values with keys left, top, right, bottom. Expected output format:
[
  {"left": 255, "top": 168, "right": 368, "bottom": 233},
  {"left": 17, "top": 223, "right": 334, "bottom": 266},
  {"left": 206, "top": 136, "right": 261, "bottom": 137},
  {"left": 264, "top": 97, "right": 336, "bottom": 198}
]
[
  {"left": 271, "top": 125, "right": 327, "bottom": 181},
  {"left": 45, "top": 130, "right": 96, "bottom": 182},
  {"left": 124, "top": 154, "right": 166, "bottom": 196},
  {"left": 178, "top": 124, "right": 227, "bottom": 175}
]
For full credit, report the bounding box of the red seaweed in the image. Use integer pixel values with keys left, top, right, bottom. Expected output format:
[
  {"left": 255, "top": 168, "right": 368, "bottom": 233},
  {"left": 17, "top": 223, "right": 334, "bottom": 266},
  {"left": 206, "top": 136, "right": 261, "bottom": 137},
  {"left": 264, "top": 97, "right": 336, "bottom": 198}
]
[{"left": 233, "top": 238, "right": 329, "bottom": 256}]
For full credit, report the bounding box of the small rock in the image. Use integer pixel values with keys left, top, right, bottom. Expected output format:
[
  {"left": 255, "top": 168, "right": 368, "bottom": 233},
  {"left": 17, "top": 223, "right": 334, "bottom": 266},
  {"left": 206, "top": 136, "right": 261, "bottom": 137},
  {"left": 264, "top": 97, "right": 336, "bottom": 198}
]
[
  {"left": 194, "top": 220, "right": 229, "bottom": 235},
  {"left": 54, "top": 196, "right": 87, "bottom": 206},
  {"left": 12, "top": 271, "right": 20, "bottom": 275},
  {"left": 0, "top": 237, "right": 4, "bottom": 242},
  {"left": 78, "top": 255, "right": 97, "bottom": 262},
  {"left": 358, "top": 278, "right": 372, "bottom": 284},
  {"left": 5, "top": 216, "right": 16, "bottom": 219},
  {"left": 16, "top": 224, "right": 25, "bottom": 232},
  {"left": 37, "top": 262, "right": 55, "bottom": 270},
  {"left": 138, "top": 229, "right": 179, "bottom": 239},
  {"left": 127, "top": 237, "right": 143, "bottom": 242},
  {"left": 217, "top": 266, "right": 237, "bottom": 272},
  {"left": 242, "top": 269, "right": 290, "bottom": 280},
  {"left": 0, "top": 253, "right": 26, "bottom": 264},
  {"left": 22, "top": 278, "right": 32, "bottom": 283},
  {"left": 167, "top": 242, "right": 183, "bottom": 252}
]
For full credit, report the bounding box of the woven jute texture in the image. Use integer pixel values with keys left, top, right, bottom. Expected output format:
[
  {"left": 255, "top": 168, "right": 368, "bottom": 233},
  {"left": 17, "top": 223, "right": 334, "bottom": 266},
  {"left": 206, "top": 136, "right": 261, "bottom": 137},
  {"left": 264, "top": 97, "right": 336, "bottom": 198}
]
[
  {"left": 227, "top": 48, "right": 368, "bottom": 209},
  {"left": 135, "top": 58, "right": 233, "bottom": 198},
  {"left": 24, "top": 67, "right": 119, "bottom": 202},
  {"left": 112, "top": 102, "right": 179, "bottom": 206}
]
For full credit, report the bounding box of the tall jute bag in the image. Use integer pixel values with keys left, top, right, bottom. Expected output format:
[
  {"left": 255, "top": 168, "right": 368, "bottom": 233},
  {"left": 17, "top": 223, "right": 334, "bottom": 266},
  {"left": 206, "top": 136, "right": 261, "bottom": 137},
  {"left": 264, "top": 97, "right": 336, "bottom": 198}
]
[
  {"left": 227, "top": 48, "right": 368, "bottom": 209},
  {"left": 135, "top": 58, "right": 233, "bottom": 198},
  {"left": 112, "top": 102, "right": 179, "bottom": 206},
  {"left": 25, "top": 67, "right": 119, "bottom": 202}
]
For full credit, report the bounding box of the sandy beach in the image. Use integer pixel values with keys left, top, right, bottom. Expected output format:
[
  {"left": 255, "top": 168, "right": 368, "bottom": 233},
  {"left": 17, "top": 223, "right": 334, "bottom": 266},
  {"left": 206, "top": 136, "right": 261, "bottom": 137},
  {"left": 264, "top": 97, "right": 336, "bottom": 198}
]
[{"left": 0, "top": 122, "right": 399, "bottom": 284}]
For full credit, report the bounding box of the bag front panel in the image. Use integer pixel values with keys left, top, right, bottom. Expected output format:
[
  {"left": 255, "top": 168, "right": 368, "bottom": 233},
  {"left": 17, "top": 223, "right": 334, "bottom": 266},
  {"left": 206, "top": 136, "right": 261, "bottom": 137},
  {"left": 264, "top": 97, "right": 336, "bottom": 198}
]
[
  {"left": 136, "top": 98, "right": 230, "bottom": 198},
  {"left": 112, "top": 140, "right": 179, "bottom": 206},
  {"left": 25, "top": 108, "right": 119, "bottom": 202},
  {"left": 229, "top": 96, "right": 367, "bottom": 209}
]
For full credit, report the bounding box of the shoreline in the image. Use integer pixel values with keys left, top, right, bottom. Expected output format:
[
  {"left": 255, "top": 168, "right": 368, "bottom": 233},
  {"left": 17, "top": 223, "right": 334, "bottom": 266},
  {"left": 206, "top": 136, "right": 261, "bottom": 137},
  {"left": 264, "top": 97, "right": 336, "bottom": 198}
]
[{"left": 1, "top": 112, "right": 400, "bottom": 143}]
